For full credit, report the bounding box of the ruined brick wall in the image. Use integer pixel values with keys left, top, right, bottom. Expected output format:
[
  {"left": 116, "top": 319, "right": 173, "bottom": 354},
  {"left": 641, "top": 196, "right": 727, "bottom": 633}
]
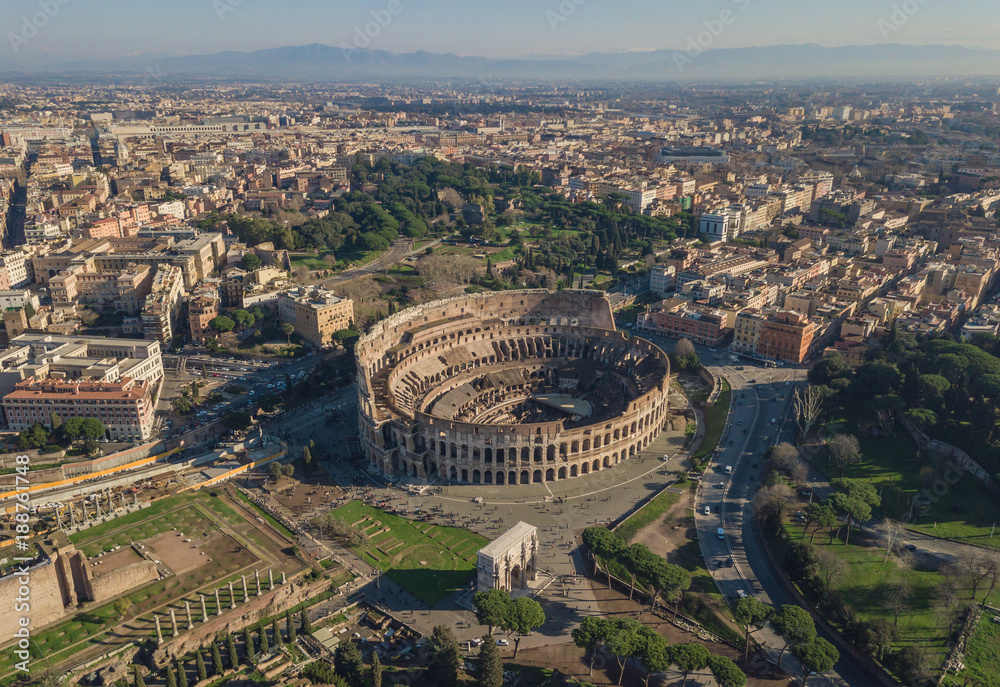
[
  {"left": 0, "top": 558, "right": 67, "bottom": 637},
  {"left": 89, "top": 561, "right": 158, "bottom": 604}
]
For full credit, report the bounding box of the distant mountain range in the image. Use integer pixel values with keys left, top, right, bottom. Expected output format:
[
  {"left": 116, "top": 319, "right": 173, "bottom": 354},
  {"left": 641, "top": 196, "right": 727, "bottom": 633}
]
[{"left": 7, "top": 43, "right": 1000, "bottom": 82}]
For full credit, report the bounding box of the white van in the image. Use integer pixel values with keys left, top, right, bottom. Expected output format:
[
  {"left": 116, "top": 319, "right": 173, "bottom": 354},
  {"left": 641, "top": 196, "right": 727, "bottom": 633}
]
[
  {"left": 724, "top": 465, "right": 733, "bottom": 475},
  {"left": 717, "top": 528, "right": 725, "bottom": 539}
]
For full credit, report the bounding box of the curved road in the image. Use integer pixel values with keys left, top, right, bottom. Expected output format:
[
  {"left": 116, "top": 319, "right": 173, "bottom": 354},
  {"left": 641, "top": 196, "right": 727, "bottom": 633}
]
[
  {"left": 315, "top": 239, "right": 415, "bottom": 288},
  {"left": 685, "top": 348, "right": 867, "bottom": 686}
]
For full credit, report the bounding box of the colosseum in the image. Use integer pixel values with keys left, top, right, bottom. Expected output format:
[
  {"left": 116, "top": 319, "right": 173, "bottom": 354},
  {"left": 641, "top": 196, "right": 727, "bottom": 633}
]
[{"left": 355, "top": 290, "right": 672, "bottom": 485}]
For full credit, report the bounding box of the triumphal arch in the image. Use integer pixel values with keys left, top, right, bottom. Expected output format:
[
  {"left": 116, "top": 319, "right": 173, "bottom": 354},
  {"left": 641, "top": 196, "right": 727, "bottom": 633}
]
[{"left": 476, "top": 521, "right": 538, "bottom": 592}]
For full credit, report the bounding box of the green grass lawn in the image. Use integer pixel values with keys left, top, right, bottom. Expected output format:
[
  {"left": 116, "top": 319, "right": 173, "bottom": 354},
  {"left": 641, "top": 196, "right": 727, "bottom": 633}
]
[
  {"left": 325, "top": 501, "right": 488, "bottom": 606},
  {"left": 813, "top": 415, "right": 1000, "bottom": 550},
  {"left": 614, "top": 489, "right": 681, "bottom": 543},
  {"left": 290, "top": 254, "right": 335, "bottom": 271},
  {"left": 778, "top": 520, "right": 951, "bottom": 672},
  {"left": 691, "top": 378, "right": 732, "bottom": 464},
  {"left": 962, "top": 614, "right": 1000, "bottom": 686}
]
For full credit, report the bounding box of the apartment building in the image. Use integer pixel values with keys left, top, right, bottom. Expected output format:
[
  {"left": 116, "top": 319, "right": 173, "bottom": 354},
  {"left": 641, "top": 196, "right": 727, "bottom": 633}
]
[
  {"left": 142, "top": 265, "right": 185, "bottom": 343},
  {"left": 757, "top": 311, "right": 819, "bottom": 364},
  {"left": 650, "top": 265, "right": 677, "bottom": 298},
  {"left": 277, "top": 287, "right": 354, "bottom": 348},
  {"left": 732, "top": 309, "right": 766, "bottom": 355},
  {"left": 2, "top": 376, "right": 155, "bottom": 441},
  {"left": 637, "top": 299, "right": 727, "bottom": 346},
  {"left": 188, "top": 285, "right": 220, "bottom": 345},
  {"left": 49, "top": 263, "right": 153, "bottom": 313}
]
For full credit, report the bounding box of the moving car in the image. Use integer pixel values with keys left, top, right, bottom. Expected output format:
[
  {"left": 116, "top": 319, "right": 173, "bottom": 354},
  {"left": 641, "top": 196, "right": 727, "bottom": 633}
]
[{"left": 717, "top": 527, "right": 725, "bottom": 539}]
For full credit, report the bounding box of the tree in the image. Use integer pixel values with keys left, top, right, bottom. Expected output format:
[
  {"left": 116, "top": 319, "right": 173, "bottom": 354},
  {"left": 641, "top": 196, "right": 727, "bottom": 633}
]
[
  {"left": 793, "top": 386, "right": 824, "bottom": 436},
  {"left": 638, "top": 628, "right": 672, "bottom": 687},
  {"left": 814, "top": 547, "right": 848, "bottom": 590},
  {"left": 50, "top": 412, "right": 62, "bottom": 431},
  {"left": 582, "top": 527, "right": 625, "bottom": 585},
  {"left": 259, "top": 624, "right": 269, "bottom": 654},
  {"left": 768, "top": 443, "right": 799, "bottom": 474},
  {"left": 707, "top": 655, "right": 746, "bottom": 687},
  {"left": 672, "top": 338, "right": 701, "bottom": 372},
  {"left": 286, "top": 609, "right": 297, "bottom": 643},
  {"left": 134, "top": 667, "right": 147, "bottom": 687},
  {"left": 226, "top": 633, "right": 239, "bottom": 669},
  {"left": 370, "top": 653, "right": 383, "bottom": 687},
  {"left": 18, "top": 422, "right": 48, "bottom": 450},
  {"left": 113, "top": 597, "right": 133, "bottom": 618},
  {"left": 209, "top": 316, "right": 236, "bottom": 333},
  {"left": 792, "top": 637, "right": 838, "bottom": 685},
  {"left": 61, "top": 417, "right": 85, "bottom": 442},
  {"left": 232, "top": 309, "right": 256, "bottom": 330},
  {"left": 473, "top": 589, "right": 512, "bottom": 635},
  {"left": 501, "top": 596, "right": 545, "bottom": 658},
  {"left": 732, "top": 596, "right": 770, "bottom": 660},
  {"left": 572, "top": 616, "right": 609, "bottom": 676},
  {"left": 300, "top": 607, "right": 313, "bottom": 635},
  {"left": 269, "top": 462, "right": 283, "bottom": 482},
  {"left": 881, "top": 579, "right": 912, "bottom": 626},
  {"left": 334, "top": 640, "right": 364, "bottom": 687},
  {"left": 195, "top": 650, "right": 207, "bottom": 682},
  {"left": 770, "top": 604, "right": 816, "bottom": 665},
  {"left": 427, "top": 625, "right": 462, "bottom": 687},
  {"left": 241, "top": 253, "right": 262, "bottom": 272},
  {"left": 243, "top": 626, "right": 255, "bottom": 661},
  {"left": 272, "top": 618, "right": 283, "bottom": 646},
  {"left": 475, "top": 634, "right": 503, "bottom": 687},
  {"left": 302, "top": 446, "right": 314, "bottom": 473},
  {"left": 830, "top": 478, "right": 880, "bottom": 545},
  {"left": 282, "top": 463, "right": 295, "bottom": 477},
  {"left": 81, "top": 418, "right": 105, "bottom": 440},
  {"left": 604, "top": 618, "right": 642, "bottom": 686},
  {"left": 671, "top": 642, "right": 711, "bottom": 687},
  {"left": 211, "top": 642, "right": 224, "bottom": 676},
  {"left": 876, "top": 519, "right": 905, "bottom": 563},
  {"left": 164, "top": 665, "right": 176, "bottom": 687},
  {"left": 826, "top": 434, "right": 861, "bottom": 477},
  {"left": 281, "top": 322, "right": 295, "bottom": 343},
  {"left": 175, "top": 660, "right": 188, "bottom": 687},
  {"left": 804, "top": 502, "right": 837, "bottom": 543},
  {"left": 753, "top": 483, "right": 794, "bottom": 531},
  {"left": 173, "top": 397, "right": 193, "bottom": 414}
]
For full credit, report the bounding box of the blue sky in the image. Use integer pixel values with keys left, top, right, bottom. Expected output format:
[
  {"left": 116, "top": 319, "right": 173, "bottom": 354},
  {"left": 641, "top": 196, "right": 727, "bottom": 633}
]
[{"left": 4, "top": 0, "right": 1000, "bottom": 64}]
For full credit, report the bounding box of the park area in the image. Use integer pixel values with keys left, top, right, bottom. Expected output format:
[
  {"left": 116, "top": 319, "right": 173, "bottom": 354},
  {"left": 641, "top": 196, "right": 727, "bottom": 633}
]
[{"left": 325, "top": 501, "right": 488, "bottom": 606}]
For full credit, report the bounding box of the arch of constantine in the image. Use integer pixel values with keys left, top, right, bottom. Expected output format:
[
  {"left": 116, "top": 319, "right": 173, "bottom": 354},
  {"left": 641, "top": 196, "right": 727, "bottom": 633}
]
[{"left": 355, "top": 290, "right": 671, "bottom": 485}]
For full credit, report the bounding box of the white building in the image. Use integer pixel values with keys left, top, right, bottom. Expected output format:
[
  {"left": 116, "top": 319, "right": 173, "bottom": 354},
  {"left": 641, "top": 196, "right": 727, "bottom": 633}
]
[
  {"left": 650, "top": 265, "right": 677, "bottom": 298},
  {"left": 700, "top": 212, "right": 731, "bottom": 242}
]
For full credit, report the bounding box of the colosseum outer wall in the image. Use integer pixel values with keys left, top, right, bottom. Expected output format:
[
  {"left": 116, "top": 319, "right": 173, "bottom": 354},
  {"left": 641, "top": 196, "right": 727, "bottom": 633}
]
[{"left": 356, "top": 290, "right": 670, "bottom": 486}]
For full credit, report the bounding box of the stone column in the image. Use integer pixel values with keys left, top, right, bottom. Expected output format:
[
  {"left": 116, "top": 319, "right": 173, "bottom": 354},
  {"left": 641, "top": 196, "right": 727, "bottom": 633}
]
[
  {"left": 186, "top": 600, "right": 193, "bottom": 630},
  {"left": 268, "top": 569, "right": 274, "bottom": 591},
  {"left": 201, "top": 594, "right": 208, "bottom": 622},
  {"left": 215, "top": 588, "right": 223, "bottom": 616},
  {"left": 154, "top": 614, "right": 163, "bottom": 643},
  {"left": 255, "top": 569, "right": 262, "bottom": 597},
  {"left": 241, "top": 575, "right": 248, "bottom": 601},
  {"left": 229, "top": 582, "right": 236, "bottom": 609},
  {"left": 170, "top": 608, "right": 178, "bottom": 637},
  {"left": 281, "top": 571, "right": 286, "bottom": 585}
]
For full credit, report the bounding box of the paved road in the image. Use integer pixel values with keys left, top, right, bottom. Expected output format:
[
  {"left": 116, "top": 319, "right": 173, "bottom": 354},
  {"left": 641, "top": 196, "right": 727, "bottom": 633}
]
[
  {"left": 671, "top": 345, "right": 865, "bottom": 687},
  {"left": 315, "top": 239, "right": 415, "bottom": 288}
]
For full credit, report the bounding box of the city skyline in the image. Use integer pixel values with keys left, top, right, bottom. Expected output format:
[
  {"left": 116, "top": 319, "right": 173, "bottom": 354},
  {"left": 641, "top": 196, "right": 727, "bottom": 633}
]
[{"left": 3, "top": 0, "right": 1000, "bottom": 68}]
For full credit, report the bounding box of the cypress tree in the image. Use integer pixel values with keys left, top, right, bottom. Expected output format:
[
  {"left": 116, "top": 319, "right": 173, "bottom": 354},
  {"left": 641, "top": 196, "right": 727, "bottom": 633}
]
[
  {"left": 133, "top": 667, "right": 146, "bottom": 687},
  {"left": 259, "top": 624, "right": 270, "bottom": 654},
  {"left": 195, "top": 651, "right": 207, "bottom": 682},
  {"left": 243, "top": 626, "right": 256, "bottom": 661},
  {"left": 371, "top": 653, "right": 383, "bottom": 687},
  {"left": 164, "top": 665, "right": 176, "bottom": 687},
  {"left": 476, "top": 634, "right": 504, "bottom": 687},
  {"left": 176, "top": 659, "right": 188, "bottom": 687},
  {"left": 211, "top": 642, "right": 224, "bottom": 676},
  {"left": 226, "top": 633, "right": 239, "bottom": 669},
  {"left": 286, "top": 609, "right": 297, "bottom": 642},
  {"left": 272, "top": 618, "right": 283, "bottom": 646},
  {"left": 300, "top": 608, "right": 313, "bottom": 635}
]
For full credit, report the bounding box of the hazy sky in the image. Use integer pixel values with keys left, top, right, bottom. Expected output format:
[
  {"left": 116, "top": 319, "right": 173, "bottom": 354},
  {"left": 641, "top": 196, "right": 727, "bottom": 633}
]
[{"left": 4, "top": 0, "right": 1000, "bottom": 64}]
